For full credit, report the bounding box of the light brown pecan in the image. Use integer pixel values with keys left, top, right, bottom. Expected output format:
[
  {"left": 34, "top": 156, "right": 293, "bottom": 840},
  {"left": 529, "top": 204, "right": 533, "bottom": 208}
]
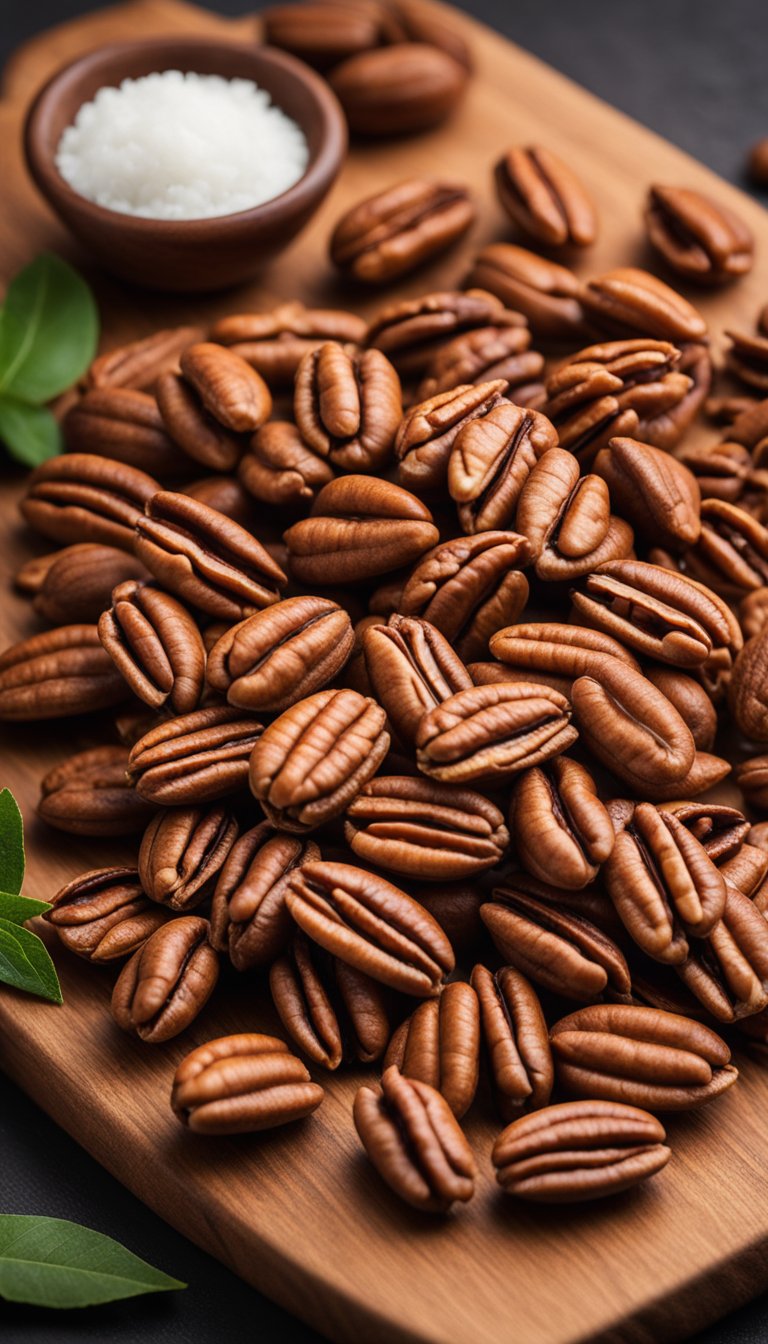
[
  {"left": 138, "top": 805, "right": 238, "bottom": 910},
  {"left": 645, "top": 186, "right": 753, "bottom": 284},
  {"left": 171, "top": 1033, "right": 324, "bottom": 1133},
  {"left": 677, "top": 884, "right": 768, "bottom": 1022},
  {"left": 284, "top": 475, "right": 438, "bottom": 585},
  {"left": 294, "top": 343, "right": 401, "bottom": 473},
  {"left": 384, "top": 980, "right": 480, "bottom": 1117},
  {"left": 344, "top": 774, "right": 508, "bottom": 880},
  {"left": 509, "top": 756, "right": 614, "bottom": 890},
  {"left": 550, "top": 1003, "right": 738, "bottom": 1110},
  {"left": 330, "top": 178, "right": 475, "bottom": 284},
  {"left": 593, "top": 435, "right": 701, "bottom": 549},
  {"left": 270, "top": 929, "right": 388, "bottom": 1069},
  {"left": 353, "top": 1065, "right": 476, "bottom": 1211},
  {"left": 466, "top": 242, "right": 591, "bottom": 344},
  {"left": 178, "top": 342, "right": 272, "bottom": 432},
  {"left": 38, "top": 744, "right": 153, "bottom": 836},
  {"left": 481, "top": 885, "right": 630, "bottom": 1001},
  {"left": 135, "top": 490, "right": 286, "bottom": 621},
  {"left": 155, "top": 372, "right": 244, "bottom": 473},
  {"left": 0, "top": 625, "right": 128, "bottom": 721},
  {"left": 16, "top": 543, "right": 148, "bottom": 625},
  {"left": 471, "top": 964, "right": 552, "bottom": 1120},
  {"left": 210, "top": 301, "right": 366, "bottom": 383},
  {"left": 579, "top": 267, "right": 708, "bottom": 344},
  {"left": 492, "top": 1099, "right": 670, "bottom": 1203},
  {"left": 249, "top": 688, "right": 389, "bottom": 831},
  {"left": 21, "top": 453, "right": 160, "bottom": 552},
  {"left": 286, "top": 860, "right": 454, "bottom": 996},
  {"left": 362, "top": 613, "right": 472, "bottom": 743},
  {"left": 395, "top": 379, "right": 509, "bottom": 493},
  {"left": 128, "top": 705, "right": 263, "bottom": 805},
  {"left": 98, "top": 580, "right": 206, "bottom": 714},
  {"left": 367, "top": 288, "right": 523, "bottom": 377},
  {"left": 207, "top": 596, "right": 354, "bottom": 713},
  {"left": 329, "top": 44, "right": 469, "bottom": 137},
  {"left": 416, "top": 680, "right": 576, "bottom": 784},
  {"left": 87, "top": 325, "right": 204, "bottom": 391},
  {"left": 63, "top": 387, "right": 189, "bottom": 478},
  {"left": 447, "top": 401, "right": 557, "bottom": 534},
  {"left": 399, "top": 531, "right": 530, "bottom": 663},
  {"left": 418, "top": 326, "right": 544, "bottom": 404},
  {"left": 494, "top": 145, "right": 597, "bottom": 248},
  {"left": 45, "top": 867, "right": 167, "bottom": 962},
  {"left": 112, "top": 915, "right": 219, "bottom": 1043},
  {"left": 210, "top": 824, "right": 320, "bottom": 970},
  {"left": 237, "top": 421, "right": 334, "bottom": 507},
  {"left": 516, "top": 446, "right": 633, "bottom": 580}
]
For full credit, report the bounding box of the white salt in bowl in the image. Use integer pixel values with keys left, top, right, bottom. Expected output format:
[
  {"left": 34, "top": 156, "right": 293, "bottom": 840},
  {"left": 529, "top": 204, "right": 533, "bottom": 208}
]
[{"left": 24, "top": 38, "right": 347, "bottom": 292}]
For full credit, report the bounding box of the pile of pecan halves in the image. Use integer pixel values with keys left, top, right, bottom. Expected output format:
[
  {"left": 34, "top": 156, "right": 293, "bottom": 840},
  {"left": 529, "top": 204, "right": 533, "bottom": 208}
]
[{"left": 5, "top": 142, "right": 768, "bottom": 1215}]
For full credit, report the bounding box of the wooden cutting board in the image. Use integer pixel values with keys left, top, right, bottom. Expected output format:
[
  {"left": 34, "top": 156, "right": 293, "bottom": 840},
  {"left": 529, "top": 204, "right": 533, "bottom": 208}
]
[{"left": 2, "top": 4, "right": 768, "bottom": 1342}]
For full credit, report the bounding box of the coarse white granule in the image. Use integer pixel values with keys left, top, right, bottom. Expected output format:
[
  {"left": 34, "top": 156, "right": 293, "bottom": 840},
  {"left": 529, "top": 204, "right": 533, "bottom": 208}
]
[{"left": 55, "top": 70, "right": 310, "bottom": 220}]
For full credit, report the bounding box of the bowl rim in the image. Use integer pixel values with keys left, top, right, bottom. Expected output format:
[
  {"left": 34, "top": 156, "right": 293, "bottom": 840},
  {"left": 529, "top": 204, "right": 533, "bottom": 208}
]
[{"left": 23, "top": 35, "right": 347, "bottom": 235}]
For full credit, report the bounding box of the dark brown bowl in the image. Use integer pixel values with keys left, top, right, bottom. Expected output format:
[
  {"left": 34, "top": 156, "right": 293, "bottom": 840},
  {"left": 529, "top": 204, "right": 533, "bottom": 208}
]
[{"left": 24, "top": 37, "right": 347, "bottom": 292}]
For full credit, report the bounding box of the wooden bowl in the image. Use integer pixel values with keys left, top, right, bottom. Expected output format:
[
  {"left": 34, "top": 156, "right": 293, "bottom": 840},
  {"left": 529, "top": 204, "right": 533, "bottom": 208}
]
[{"left": 24, "top": 37, "right": 347, "bottom": 292}]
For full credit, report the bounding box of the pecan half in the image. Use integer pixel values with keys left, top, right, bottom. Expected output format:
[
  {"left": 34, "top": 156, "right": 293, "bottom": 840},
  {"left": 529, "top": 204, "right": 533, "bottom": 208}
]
[
  {"left": 330, "top": 178, "right": 475, "bottom": 284},
  {"left": 0, "top": 624, "right": 128, "bottom": 721},
  {"left": 112, "top": 915, "right": 219, "bottom": 1043},
  {"left": 447, "top": 401, "right": 557, "bottom": 534},
  {"left": 16, "top": 543, "right": 148, "bottom": 626},
  {"left": 645, "top": 185, "right": 753, "bottom": 284},
  {"left": 466, "top": 242, "right": 591, "bottom": 344},
  {"left": 86, "top": 325, "right": 204, "bottom": 391},
  {"left": 98, "top": 580, "right": 206, "bottom": 714},
  {"left": 396, "top": 379, "right": 509, "bottom": 493},
  {"left": 579, "top": 267, "right": 708, "bottom": 344},
  {"left": 138, "top": 805, "right": 238, "bottom": 910},
  {"left": 665, "top": 803, "right": 749, "bottom": 864},
  {"left": 294, "top": 343, "right": 401, "bottom": 473},
  {"left": 45, "top": 867, "right": 167, "bottom": 962},
  {"left": 238, "top": 421, "right": 334, "bottom": 507},
  {"left": 210, "top": 301, "right": 366, "bottom": 384},
  {"left": 172, "top": 1033, "right": 324, "bottom": 1133},
  {"left": 210, "top": 824, "right": 320, "bottom": 970},
  {"left": 178, "top": 342, "right": 272, "bottom": 432},
  {"left": 571, "top": 659, "right": 695, "bottom": 792},
  {"left": 155, "top": 371, "right": 244, "bottom": 473},
  {"left": 362, "top": 613, "right": 472, "bottom": 743},
  {"left": 38, "top": 744, "right": 153, "bottom": 836},
  {"left": 270, "top": 930, "right": 389, "bottom": 1069},
  {"left": 728, "top": 625, "right": 768, "bottom": 741},
  {"left": 489, "top": 620, "right": 639, "bottom": 689},
  {"left": 128, "top": 705, "right": 263, "bottom": 805},
  {"left": 676, "top": 499, "right": 768, "bottom": 598},
  {"left": 737, "top": 754, "right": 768, "bottom": 809},
  {"left": 418, "top": 326, "right": 544, "bottom": 405},
  {"left": 64, "top": 387, "right": 189, "bottom": 478},
  {"left": 516, "top": 446, "right": 633, "bottom": 580},
  {"left": 494, "top": 145, "right": 597, "bottom": 247},
  {"left": 470, "top": 964, "right": 553, "bottom": 1120},
  {"left": 676, "top": 884, "right": 768, "bottom": 1022},
  {"left": 509, "top": 756, "right": 614, "bottom": 889},
  {"left": 593, "top": 435, "right": 701, "bottom": 549},
  {"left": 262, "top": 3, "right": 393, "bottom": 69},
  {"left": 384, "top": 980, "right": 480, "bottom": 1117},
  {"left": 725, "top": 329, "right": 768, "bottom": 392},
  {"left": 21, "top": 453, "right": 159, "bottom": 552},
  {"left": 367, "top": 288, "right": 522, "bottom": 377},
  {"left": 329, "top": 44, "right": 469, "bottom": 137},
  {"left": 416, "top": 680, "right": 576, "bottom": 784}
]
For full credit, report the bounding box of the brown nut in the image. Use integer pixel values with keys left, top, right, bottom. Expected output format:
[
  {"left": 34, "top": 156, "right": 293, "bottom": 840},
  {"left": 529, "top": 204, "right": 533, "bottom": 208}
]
[
  {"left": 448, "top": 401, "right": 557, "bottom": 534},
  {"left": 210, "top": 824, "right": 320, "bottom": 970},
  {"left": 646, "top": 668, "right": 717, "bottom": 751},
  {"left": 210, "top": 301, "right": 366, "bottom": 384},
  {"left": 16, "top": 543, "right": 149, "bottom": 625},
  {"left": 645, "top": 185, "right": 753, "bottom": 285},
  {"left": 579, "top": 267, "right": 708, "bottom": 344},
  {"left": 665, "top": 802, "right": 748, "bottom": 865},
  {"left": 509, "top": 756, "right": 614, "bottom": 890},
  {"left": 86, "top": 325, "right": 204, "bottom": 391},
  {"left": 368, "top": 288, "right": 522, "bottom": 378},
  {"left": 494, "top": 145, "right": 597, "bottom": 248},
  {"left": 155, "top": 371, "right": 244, "bottom": 473},
  {"left": 466, "top": 242, "right": 591, "bottom": 344},
  {"left": 329, "top": 43, "right": 468, "bottom": 136},
  {"left": 270, "top": 930, "right": 389, "bottom": 1069},
  {"left": 677, "top": 884, "right": 768, "bottom": 1022},
  {"left": 416, "top": 680, "right": 576, "bottom": 784},
  {"left": 384, "top": 980, "right": 480, "bottom": 1117},
  {"left": 261, "top": 2, "right": 393, "bottom": 69},
  {"left": 138, "top": 805, "right": 239, "bottom": 910},
  {"left": 21, "top": 453, "right": 160, "bottom": 552},
  {"left": 396, "top": 380, "right": 509, "bottom": 494},
  {"left": 171, "top": 1032, "right": 324, "bottom": 1133},
  {"left": 182, "top": 475, "right": 255, "bottom": 527},
  {"left": 128, "top": 705, "right": 263, "bottom": 805},
  {"left": 489, "top": 620, "right": 639, "bottom": 690},
  {"left": 330, "top": 178, "right": 475, "bottom": 284},
  {"left": 63, "top": 387, "right": 189, "bottom": 478},
  {"left": 593, "top": 435, "right": 701, "bottom": 549},
  {"left": 178, "top": 342, "right": 272, "bottom": 432},
  {"left": 294, "top": 343, "right": 402, "bottom": 473},
  {"left": 471, "top": 965, "right": 553, "bottom": 1121},
  {"left": 237, "top": 421, "right": 334, "bottom": 507},
  {"left": 111, "top": 915, "right": 219, "bottom": 1043},
  {"left": 45, "top": 867, "right": 167, "bottom": 962},
  {"left": 571, "top": 659, "right": 695, "bottom": 793},
  {"left": 675, "top": 498, "right": 768, "bottom": 599},
  {"left": 728, "top": 625, "right": 768, "bottom": 741},
  {"left": 362, "top": 613, "right": 472, "bottom": 744},
  {"left": 417, "top": 325, "right": 544, "bottom": 407},
  {"left": 38, "top": 744, "right": 153, "bottom": 836},
  {"left": 98, "top": 580, "right": 206, "bottom": 714},
  {"left": 516, "top": 446, "right": 634, "bottom": 580},
  {"left": 0, "top": 624, "right": 128, "bottom": 721}
]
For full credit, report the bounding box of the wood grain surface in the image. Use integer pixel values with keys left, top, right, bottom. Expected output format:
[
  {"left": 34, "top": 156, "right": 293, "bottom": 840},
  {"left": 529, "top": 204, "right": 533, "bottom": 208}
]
[{"left": 2, "top": 4, "right": 768, "bottom": 1343}]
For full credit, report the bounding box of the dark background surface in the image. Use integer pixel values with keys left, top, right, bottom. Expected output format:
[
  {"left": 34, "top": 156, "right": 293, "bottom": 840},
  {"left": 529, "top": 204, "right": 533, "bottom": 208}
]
[{"left": 2, "top": 2, "right": 768, "bottom": 1343}]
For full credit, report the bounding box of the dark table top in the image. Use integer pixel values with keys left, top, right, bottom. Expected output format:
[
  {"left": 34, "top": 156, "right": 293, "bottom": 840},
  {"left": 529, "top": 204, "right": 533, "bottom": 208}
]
[{"left": 1, "top": 2, "right": 768, "bottom": 1342}]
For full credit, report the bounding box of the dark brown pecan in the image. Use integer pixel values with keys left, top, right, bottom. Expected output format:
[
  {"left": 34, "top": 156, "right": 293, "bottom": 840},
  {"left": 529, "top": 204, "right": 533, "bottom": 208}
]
[
  {"left": 270, "top": 930, "right": 389, "bottom": 1068},
  {"left": 509, "top": 757, "right": 614, "bottom": 890},
  {"left": 207, "top": 596, "right": 354, "bottom": 713},
  {"left": 550, "top": 1003, "right": 737, "bottom": 1110},
  {"left": 579, "top": 267, "right": 708, "bottom": 344},
  {"left": 415, "top": 884, "right": 486, "bottom": 958},
  {"left": 155, "top": 372, "right": 243, "bottom": 473},
  {"left": 677, "top": 884, "right": 768, "bottom": 1022},
  {"left": 98, "top": 580, "right": 206, "bottom": 714},
  {"left": 481, "top": 885, "right": 630, "bottom": 1001},
  {"left": 210, "top": 301, "right": 366, "bottom": 384},
  {"left": 172, "top": 1032, "right": 324, "bottom": 1133},
  {"left": 645, "top": 186, "right": 753, "bottom": 284},
  {"left": 210, "top": 824, "right": 319, "bottom": 969},
  {"left": 38, "top": 744, "right": 153, "bottom": 836},
  {"left": 466, "top": 242, "right": 591, "bottom": 344},
  {"left": 330, "top": 178, "right": 475, "bottom": 284},
  {"left": 593, "top": 436, "right": 701, "bottom": 549},
  {"left": 395, "top": 380, "right": 509, "bottom": 493},
  {"left": 249, "top": 688, "right": 389, "bottom": 831},
  {"left": 138, "top": 805, "right": 238, "bottom": 910},
  {"left": 135, "top": 490, "right": 286, "bottom": 621},
  {"left": 128, "top": 705, "right": 263, "bottom": 805},
  {"left": 447, "top": 401, "right": 557, "bottom": 534},
  {"left": 603, "top": 799, "right": 727, "bottom": 965},
  {"left": 471, "top": 964, "right": 553, "bottom": 1120},
  {"left": 367, "top": 288, "right": 523, "bottom": 377},
  {"left": 178, "top": 342, "right": 272, "bottom": 432},
  {"left": 112, "top": 915, "right": 219, "bottom": 1042},
  {"left": 0, "top": 625, "right": 127, "bottom": 721},
  {"left": 354, "top": 1064, "right": 475, "bottom": 1212},
  {"left": 45, "top": 867, "right": 167, "bottom": 961},
  {"left": 286, "top": 860, "right": 454, "bottom": 996},
  {"left": 494, "top": 145, "right": 597, "bottom": 248},
  {"left": 675, "top": 499, "right": 768, "bottom": 598},
  {"left": 294, "top": 343, "right": 401, "bottom": 473},
  {"left": 284, "top": 475, "right": 438, "bottom": 585},
  {"left": 516, "top": 447, "right": 633, "bottom": 580},
  {"left": 646, "top": 669, "right": 717, "bottom": 750},
  {"left": 418, "top": 327, "right": 544, "bottom": 405},
  {"left": 21, "top": 453, "right": 159, "bottom": 552},
  {"left": 665, "top": 803, "right": 748, "bottom": 864},
  {"left": 238, "top": 421, "right": 333, "bottom": 507},
  {"left": 362, "top": 613, "right": 472, "bottom": 743},
  {"left": 489, "top": 621, "right": 639, "bottom": 690},
  {"left": 384, "top": 980, "right": 480, "bottom": 1118},
  {"left": 344, "top": 774, "right": 508, "bottom": 879},
  {"left": 492, "top": 1099, "right": 670, "bottom": 1203},
  {"left": 87, "top": 325, "right": 204, "bottom": 391},
  {"left": 571, "top": 658, "right": 695, "bottom": 793},
  {"left": 725, "top": 329, "right": 768, "bottom": 392},
  {"left": 16, "top": 543, "right": 148, "bottom": 625},
  {"left": 329, "top": 44, "right": 469, "bottom": 137},
  {"left": 416, "top": 680, "right": 576, "bottom": 784},
  {"left": 737, "top": 755, "right": 768, "bottom": 809},
  {"left": 543, "top": 339, "right": 695, "bottom": 462},
  {"left": 399, "top": 531, "right": 530, "bottom": 663},
  {"left": 678, "top": 440, "right": 751, "bottom": 506},
  {"left": 63, "top": 387, "right": 189, "bottom": 478}
]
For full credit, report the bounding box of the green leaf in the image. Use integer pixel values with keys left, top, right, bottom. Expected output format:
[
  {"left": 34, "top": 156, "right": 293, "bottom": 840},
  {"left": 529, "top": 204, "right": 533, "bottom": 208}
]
[
  {"left": 0, "top": 920, "right": 62, "bottom": 1004},
  {"left": 0, "top": 892, "right": 51, "bottom": 923},
  {"left": 0, "top": 253, "right": 98, "bottom": 404},
  {"left": 0, "top": 398, "right": 61, "bottom": 466},
  {"left": 0, "top": 787, "right": 24, "bottom": 893},
  {"left": 0, "top": 1215, "right": 185, "bottom": 1308}
]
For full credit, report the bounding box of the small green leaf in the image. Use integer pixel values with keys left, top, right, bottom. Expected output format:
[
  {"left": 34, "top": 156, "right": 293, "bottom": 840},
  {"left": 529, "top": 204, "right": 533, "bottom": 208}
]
[
  {"left": 0, "top": 787, "right": 24, "bottom": 893},
  {"left": 0, "top": 1215, "right": 186, "bottom": 1308},
  {"left": 0, "top": 920, "right": 62, "bottom": 1004},
  {"left": 0, "top": 892, "right": 51, "bottom": 924},
  {"left": 0, "top": 253, "right": 98, "bottom": 403},
  {"left": 0, "top": 398, "right": 61, "bottom": 466}
]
